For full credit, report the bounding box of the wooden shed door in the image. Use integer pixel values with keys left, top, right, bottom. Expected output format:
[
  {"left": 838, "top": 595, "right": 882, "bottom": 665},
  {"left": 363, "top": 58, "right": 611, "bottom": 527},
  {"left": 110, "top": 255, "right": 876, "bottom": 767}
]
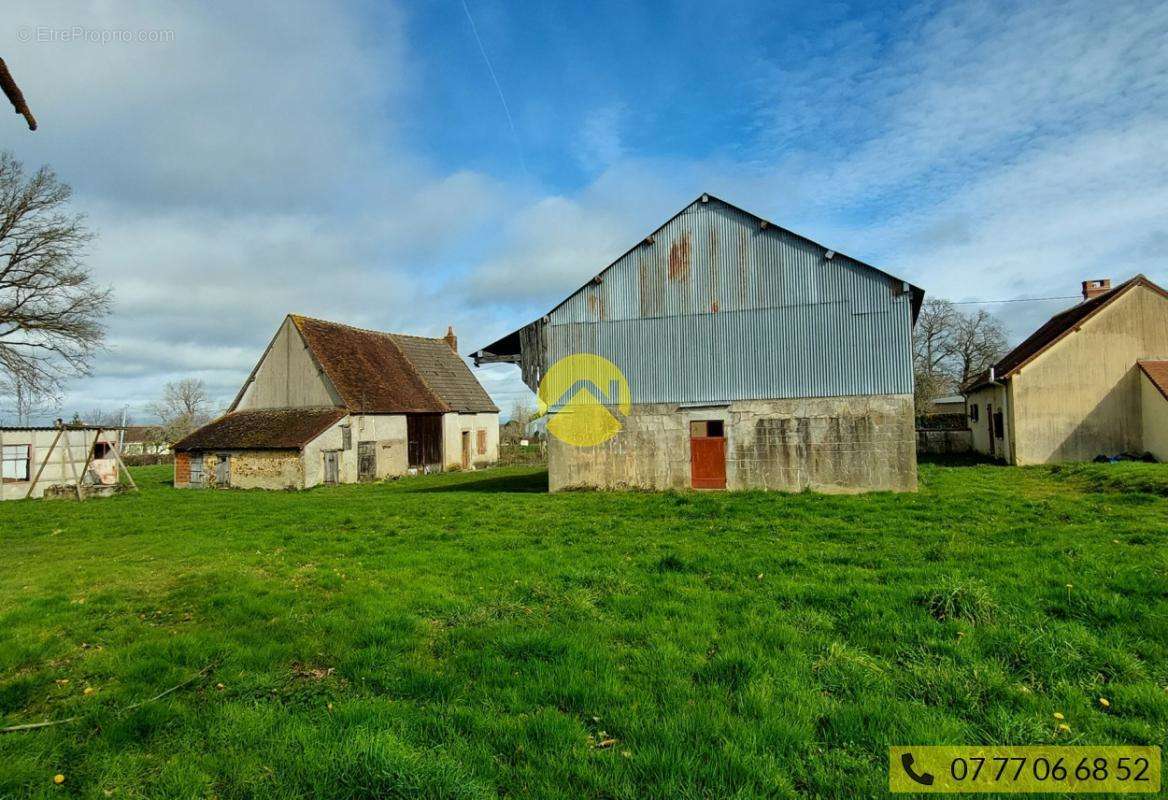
[
  {"left": 357, "top": 441, "right": 376, "bottom": 481},
  {"left": 215, "top": 454, "right": 230, "bottom": 486},
  {"left": 690, "top": 420, "right": 727, "bottom": 489},
  {"left": 407, "top": 414, "right": 442, "bottom": 468},
  {"left": 323, "top": 451, "right": 339, "bottom": 485},
  {"left": 461, "top": 431, "right": 471, "bottom": 469}
]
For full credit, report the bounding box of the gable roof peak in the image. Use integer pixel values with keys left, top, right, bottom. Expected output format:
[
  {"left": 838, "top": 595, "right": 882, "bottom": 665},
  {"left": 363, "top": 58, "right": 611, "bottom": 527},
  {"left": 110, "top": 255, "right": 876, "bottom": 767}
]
[{"left": 981, "top": 274, "right": 1168, "bottom": 384}]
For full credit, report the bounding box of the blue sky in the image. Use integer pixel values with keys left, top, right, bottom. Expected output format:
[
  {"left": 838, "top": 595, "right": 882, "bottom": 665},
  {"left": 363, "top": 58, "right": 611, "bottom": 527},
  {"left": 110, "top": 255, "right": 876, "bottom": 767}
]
[{"left": 3, "top": 0, "right": 1167, "bottom": 422}]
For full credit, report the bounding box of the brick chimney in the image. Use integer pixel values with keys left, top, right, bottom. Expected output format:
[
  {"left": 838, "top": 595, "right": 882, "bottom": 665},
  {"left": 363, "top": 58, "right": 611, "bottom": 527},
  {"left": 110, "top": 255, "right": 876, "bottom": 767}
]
[
  {"left": 443, "top": 325, "right": 458, "bottom": 353},
  {"left": 1081, "top": 278, "right": 1111, "bottom": 301}
]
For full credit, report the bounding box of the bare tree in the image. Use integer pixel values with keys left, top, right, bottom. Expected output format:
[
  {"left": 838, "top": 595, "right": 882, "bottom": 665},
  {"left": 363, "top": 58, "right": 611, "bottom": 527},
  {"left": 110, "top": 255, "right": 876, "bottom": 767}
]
[
  {"left": 950, "top": 309, "right": 1008, "bottom": 387},
  {"left": 149, "top": 378, "right": 211, "bottom": 441},
  {"left": 912, "top": 298, "right": 959, "bottom": 414},
  {"left": 912, "top": 298, "right": 1008, "bottom": 413},
  {"left": 82, "top": 408, "right": 128, "bottom": 428},
  {"left": 0, "top": 375, "right": 50, "bottom": 424},
  {"left": 509, "top": 398, "right": 535, "bottom": 429},
  {"left": 0, "top": 152, "right": 109, "bottom": 401}
]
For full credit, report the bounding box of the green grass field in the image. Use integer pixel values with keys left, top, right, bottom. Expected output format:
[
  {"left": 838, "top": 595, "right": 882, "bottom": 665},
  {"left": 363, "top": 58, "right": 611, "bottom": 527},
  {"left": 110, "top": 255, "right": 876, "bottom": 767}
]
[{"left": 1, "top": 460, "right": 1166, "bottom": 799}]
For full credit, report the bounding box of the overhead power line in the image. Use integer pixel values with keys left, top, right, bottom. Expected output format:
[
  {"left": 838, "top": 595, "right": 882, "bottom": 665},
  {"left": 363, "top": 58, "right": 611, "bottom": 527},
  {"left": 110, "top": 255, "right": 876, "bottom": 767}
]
[{"left": 950, "top": 295, "right": 1078, "bottom": 306}]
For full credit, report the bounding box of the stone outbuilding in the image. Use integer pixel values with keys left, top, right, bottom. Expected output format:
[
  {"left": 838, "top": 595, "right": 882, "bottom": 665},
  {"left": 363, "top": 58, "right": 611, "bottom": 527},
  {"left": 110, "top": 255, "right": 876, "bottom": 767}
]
[
  {"left": 475, "top": 194, "right": 923, "bottom": 493},
  {"left": 963, "top": 275, "right": 1168, "bottom": 463},
  {"left": 173, "top": 315, "right": 499, "bottom": 489}
]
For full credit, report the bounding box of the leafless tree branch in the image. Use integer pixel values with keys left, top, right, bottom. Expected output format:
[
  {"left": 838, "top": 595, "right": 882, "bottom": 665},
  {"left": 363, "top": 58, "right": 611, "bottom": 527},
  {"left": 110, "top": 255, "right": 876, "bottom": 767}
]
[
  {"left": 149, "top": 378, "right": 212, "bottom": 442},
  {"left": 0, "top": 58, "right": 36, "bottom": 131},
  {"left": 0, "top": 151, "right": 109, "bottom": 401}
]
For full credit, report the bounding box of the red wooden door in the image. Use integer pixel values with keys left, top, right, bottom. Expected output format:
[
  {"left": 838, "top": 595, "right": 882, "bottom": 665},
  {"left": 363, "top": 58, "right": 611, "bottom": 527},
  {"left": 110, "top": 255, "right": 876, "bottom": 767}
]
[{"left": 690, "top": 421, "right": 727, "bottom": 489}]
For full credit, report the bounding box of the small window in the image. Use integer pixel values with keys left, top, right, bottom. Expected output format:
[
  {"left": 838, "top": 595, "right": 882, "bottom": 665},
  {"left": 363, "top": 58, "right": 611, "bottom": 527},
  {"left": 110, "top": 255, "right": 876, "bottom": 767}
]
[
  {"left": 341, "top": 425, "right": 352, "bottom": 451},
  {"left": 689, "top": 420, "right": 725, "bottom": 438},
  {"left": 476, "top": 429, "right": 487, "bottom": 455},
  {"left": 993, "top": 411, "right": 1004, "bottom": 438},
  {"left": 968, "top": 404, "right": 979, "bottom": 422},
  {"left": 93, "top": 441, "right": 112, "bottom": 459},
  {"left": 2, "top": 444, "right": 30, "bottom": 481}
]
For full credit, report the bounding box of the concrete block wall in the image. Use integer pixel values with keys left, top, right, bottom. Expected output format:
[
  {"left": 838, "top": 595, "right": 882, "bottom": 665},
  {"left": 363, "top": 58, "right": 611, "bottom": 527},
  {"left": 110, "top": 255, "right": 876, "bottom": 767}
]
[{"left": 548, "top": 394, "right": 916, "bottom": 493}]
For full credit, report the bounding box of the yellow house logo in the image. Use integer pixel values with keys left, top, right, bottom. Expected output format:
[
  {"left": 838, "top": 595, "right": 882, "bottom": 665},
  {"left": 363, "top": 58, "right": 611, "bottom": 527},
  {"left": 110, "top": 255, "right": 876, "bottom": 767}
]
[{"left": 537, "top": 354, "right": 631, "bottom": 446}]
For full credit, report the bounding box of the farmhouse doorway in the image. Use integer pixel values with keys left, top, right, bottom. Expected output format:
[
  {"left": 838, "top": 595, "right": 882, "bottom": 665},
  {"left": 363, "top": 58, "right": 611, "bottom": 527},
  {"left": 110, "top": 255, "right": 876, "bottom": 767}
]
[
  {"left": 357, "top": 441, "right": 376, "bottom": 481},
  {"left": 407, "top": 414, "right": 442, "bottom": 469},
  {"left": 323, "top": 451, "right": 339, "bottom": 485},
  {"left": 690, "top": 420, "right": 727, "bottom": 489}
]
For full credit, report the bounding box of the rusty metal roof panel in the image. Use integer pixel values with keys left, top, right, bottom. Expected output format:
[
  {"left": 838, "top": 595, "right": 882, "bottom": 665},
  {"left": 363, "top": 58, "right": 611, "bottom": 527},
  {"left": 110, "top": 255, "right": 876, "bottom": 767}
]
[{"left": 539, "top": 197, "right": 915, "bottom": 403}]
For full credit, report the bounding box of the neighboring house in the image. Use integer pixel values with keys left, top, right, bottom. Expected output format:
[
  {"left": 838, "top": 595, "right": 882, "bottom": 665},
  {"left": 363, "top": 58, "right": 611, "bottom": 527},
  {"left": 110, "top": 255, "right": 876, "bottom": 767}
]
[
  {"left": 1, "top": 426, "right": 121, "bottom": 500},
  {"left": 475, "top": 194, "right": 923, "bottom": 493},
  {"left": 963, "top": 276, "right": 1168, "bottom": 463},
  {"left": 926, "top": 395, "right": 966, "bottom": 416},
  {"left": 120, "top": 426, "right": 171, "bottom": 456},
  {"left": 173, "top": 315, "right": 499, "bottom": 490}
]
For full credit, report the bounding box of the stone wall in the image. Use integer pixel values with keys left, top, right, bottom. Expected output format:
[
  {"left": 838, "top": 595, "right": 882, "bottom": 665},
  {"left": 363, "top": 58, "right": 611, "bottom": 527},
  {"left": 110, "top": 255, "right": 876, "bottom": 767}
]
[
  {"left": 175, "top": 449, "right": 303, "bottom": 490},
  {"left": 548, "top": 394, "right": 916, "bottom": 493}
]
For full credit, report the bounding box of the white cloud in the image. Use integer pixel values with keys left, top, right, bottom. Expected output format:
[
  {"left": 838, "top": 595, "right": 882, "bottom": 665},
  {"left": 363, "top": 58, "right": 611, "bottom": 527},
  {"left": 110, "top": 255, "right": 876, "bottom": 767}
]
[{"left": 4, "top": 0, "right": 1166, "bottom": 422}]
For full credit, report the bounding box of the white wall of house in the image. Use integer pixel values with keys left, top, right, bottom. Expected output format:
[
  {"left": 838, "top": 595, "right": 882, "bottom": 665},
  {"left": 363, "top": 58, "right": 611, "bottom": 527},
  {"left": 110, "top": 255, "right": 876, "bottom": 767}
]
[
  {"left": 1140, "top": 373, "right": 1168, "bottom": 461},
  {"left": 122, "top": 441, "right": 171, "bottom": 456},
  {"left": 966, "top": 385, "right": 1010, "bottom": 461},
  {"left": 441, "top": 411, "right": 499, "bottom": 470},
  {"left": 302, "top": 414, "right": 410, "bottom": 488},
  {"left": 1, "top": 428, "right": 119, "bottom": 500}
]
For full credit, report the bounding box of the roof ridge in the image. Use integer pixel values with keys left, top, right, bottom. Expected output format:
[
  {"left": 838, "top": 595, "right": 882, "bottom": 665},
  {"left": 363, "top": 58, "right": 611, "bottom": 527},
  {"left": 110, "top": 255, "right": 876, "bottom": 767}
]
[
  {"left": 292, "top": 313, "right": 442, "bottom": 342},
  {"left": 388, "top": 331, "right": 446, "bottom": 343},
  {"left": 992, "top": 274, "right": 1163, "bottom": 380}
]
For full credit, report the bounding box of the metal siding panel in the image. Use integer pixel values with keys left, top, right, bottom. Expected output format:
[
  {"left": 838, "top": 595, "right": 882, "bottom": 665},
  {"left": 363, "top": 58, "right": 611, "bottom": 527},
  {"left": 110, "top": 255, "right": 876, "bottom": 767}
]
[{"left": 545, "top": 200, "right": 914, "bottom": 403}]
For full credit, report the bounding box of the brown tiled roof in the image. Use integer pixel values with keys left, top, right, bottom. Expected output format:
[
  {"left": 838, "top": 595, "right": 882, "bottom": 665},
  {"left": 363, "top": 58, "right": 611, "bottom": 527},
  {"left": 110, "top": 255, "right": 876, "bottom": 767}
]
[
  {"left": 1139, "top": 361, "right": 1168, "bottom": 402},
  {"left": 173, "top": 407, "right": 345, "bottom": 452},
  {"left": 290, "top": 316, "right": 497, "bottom": 414},
  {"left": 964, "top": 275, "right": 1167, "bottom": 392},
  {"left": 389, "top": 334, "right": 498, "bottom": 414}
]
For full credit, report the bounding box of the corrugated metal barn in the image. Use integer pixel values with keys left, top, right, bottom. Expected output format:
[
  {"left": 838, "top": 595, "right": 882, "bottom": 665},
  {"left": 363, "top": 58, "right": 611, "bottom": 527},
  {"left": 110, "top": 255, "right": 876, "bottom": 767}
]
[{"left": 476, "top": 194, "right": 924, "bottom": 492}]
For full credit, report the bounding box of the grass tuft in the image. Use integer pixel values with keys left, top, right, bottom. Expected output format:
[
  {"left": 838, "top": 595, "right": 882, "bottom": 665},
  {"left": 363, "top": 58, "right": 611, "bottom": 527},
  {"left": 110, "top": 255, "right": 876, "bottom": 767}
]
[
  {"left": 655, "top": 553, "right": 688, "bottom": 573},
  {"left": 925, "top": 576, "right": 998, "bottom": 624}
]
